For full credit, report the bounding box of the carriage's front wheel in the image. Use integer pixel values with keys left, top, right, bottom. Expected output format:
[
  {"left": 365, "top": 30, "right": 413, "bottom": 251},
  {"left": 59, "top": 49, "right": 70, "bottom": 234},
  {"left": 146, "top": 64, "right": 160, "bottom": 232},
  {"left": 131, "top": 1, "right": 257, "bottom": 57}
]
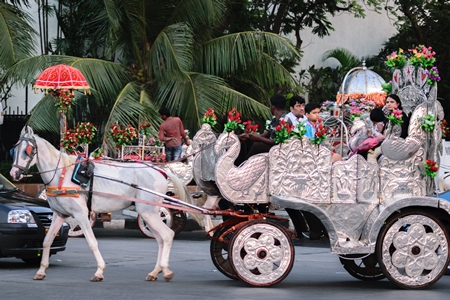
[
  {"left": 376, "top": 212, "right": 450, "bottom": 289},
  {"left": 229, "top": 220, "right": 294, "bottom": 287},
  {"left": 138, "top": 207, "right": 173, "bottom": 238},
  {"left": 66, "top": 211, "right": 96, "bottom": 237}
]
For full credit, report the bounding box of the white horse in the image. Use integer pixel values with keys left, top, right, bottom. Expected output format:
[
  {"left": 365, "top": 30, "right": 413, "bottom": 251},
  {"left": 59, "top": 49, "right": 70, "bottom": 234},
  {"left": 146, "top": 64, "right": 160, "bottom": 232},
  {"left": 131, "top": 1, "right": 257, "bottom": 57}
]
[
  {"left": 438, "top": 173, "right": 450, "bottom": 192},
  {"left": 10, "top": 126, "right": 193, "bottom": 282}
]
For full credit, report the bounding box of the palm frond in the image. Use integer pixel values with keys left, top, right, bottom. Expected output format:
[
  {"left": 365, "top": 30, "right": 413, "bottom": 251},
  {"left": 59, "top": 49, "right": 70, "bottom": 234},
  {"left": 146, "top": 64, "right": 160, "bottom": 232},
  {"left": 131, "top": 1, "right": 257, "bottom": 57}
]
[
  {"left": 197, "top": 31, "right": 300, "bottom": 77},
  {"left": 26, "top": 95, "right": 60, "bottom": 133},
  {"left": 150, "top": 23, "right": 194, "bottom": 80},
  {"left": 0, "top": 2, "right": 36, "bottom": 68},
  {"left": 169, "top": 0, "right": 227, "bottom": 30},
  {"left": 155, "top": 73, "right": 271, "bottom": 131},
  {"left": 322, "top": 47, "right": 361, "bottom": 69}
]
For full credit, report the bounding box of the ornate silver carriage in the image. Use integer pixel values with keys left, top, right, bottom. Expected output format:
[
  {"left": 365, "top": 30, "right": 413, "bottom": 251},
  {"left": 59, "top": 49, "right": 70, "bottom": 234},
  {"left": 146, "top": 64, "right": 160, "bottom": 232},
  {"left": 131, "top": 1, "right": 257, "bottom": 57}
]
[{"left": 192, "top": 61, "right": 450, "bottom": 288}]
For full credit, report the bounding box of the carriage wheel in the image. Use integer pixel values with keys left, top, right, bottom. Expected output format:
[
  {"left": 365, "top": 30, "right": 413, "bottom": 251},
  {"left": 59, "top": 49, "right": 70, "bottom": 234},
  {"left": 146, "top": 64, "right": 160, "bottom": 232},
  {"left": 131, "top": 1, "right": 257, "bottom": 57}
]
[
  {"left": 376, "top": 212, "right": 450, "bottom": 289},
  {"left": 229, "top": 220, "right": 294, "bottom": 286},
  {"left": 210, "top": 225, "right": 239, "bottom": 280},
  {"left": 66, "top": 211, "right": 96, "bottom": 237},
  {"left": 339, "top": 254, "right": 385, "bottom": 281},
  {"left": 170, "top": 209, "right": 187, "bottom": 235},
  {"left": 138, "top": 207, "right": 173, "bottom": 239}
]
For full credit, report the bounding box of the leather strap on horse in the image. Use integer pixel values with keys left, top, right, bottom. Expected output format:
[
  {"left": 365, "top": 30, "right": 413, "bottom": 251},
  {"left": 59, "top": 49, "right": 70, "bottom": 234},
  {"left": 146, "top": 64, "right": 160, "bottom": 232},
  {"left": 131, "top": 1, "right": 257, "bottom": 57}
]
[
  {"left": 58, "top": 167, "right": 66, "bottom": 189},
  {"left": 46, "top": 186, "right": 81, "bottom": 197},
  {"left": 87, "top": 174, "right": 94, "bottom": 213}
]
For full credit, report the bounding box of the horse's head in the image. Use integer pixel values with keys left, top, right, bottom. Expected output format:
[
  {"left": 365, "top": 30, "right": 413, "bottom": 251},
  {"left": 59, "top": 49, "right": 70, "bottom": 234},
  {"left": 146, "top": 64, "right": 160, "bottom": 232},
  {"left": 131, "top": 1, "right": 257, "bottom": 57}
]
[{"left": 9, "top": 126, "right": 38, "bottom": 181}]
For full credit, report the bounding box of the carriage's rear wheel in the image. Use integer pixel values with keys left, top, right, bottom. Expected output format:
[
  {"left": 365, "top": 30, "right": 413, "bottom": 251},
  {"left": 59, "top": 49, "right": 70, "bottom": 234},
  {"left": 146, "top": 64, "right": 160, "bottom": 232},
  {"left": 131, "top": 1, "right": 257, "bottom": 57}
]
[
  {"left": 210, "top": 225, "right": 239, "bottom": 280},
  {"left": 229, "top": 220, "right": 294, "bottom": 287},
  {"left": 171, "top": 209, "right": 187, "bottom": 235},
  {"left": 138, "top": 207, "right": 173, "bottom": 238},
  {"left": 339, "top": 253, "right": 385, "bottom": 281},
  {"left": 66, "top": 211, "right": 96, "bottom": 237},
  {"left": 376, "top": 211, "right": 450, "bottom": 289}
]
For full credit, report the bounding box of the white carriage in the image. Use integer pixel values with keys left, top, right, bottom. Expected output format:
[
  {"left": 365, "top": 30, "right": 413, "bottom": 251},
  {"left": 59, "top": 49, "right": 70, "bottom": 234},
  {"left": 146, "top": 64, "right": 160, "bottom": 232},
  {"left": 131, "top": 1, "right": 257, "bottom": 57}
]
[{"left": 191, "top": 61, "right": 450, "bottom": 288}]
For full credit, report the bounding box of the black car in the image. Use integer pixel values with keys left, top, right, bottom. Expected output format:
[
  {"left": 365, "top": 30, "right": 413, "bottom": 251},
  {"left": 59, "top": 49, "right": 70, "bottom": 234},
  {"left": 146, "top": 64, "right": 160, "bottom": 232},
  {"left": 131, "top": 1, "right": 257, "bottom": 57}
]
[{"left": 0, "top": 174, "right": 69, "bottom": 264}]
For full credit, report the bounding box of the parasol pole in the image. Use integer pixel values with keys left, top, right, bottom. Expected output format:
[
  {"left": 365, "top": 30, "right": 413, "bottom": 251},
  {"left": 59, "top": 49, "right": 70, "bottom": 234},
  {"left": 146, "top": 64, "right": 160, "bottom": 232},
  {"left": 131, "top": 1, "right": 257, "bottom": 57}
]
[{"left": 338, "top": 64, "right": 365, "bottom": 157}]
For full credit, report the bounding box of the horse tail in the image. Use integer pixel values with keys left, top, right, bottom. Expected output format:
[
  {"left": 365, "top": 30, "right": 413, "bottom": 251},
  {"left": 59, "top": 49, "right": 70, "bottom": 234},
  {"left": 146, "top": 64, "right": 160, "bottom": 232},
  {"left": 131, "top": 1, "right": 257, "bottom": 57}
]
[{"left": 165, "top": 171, "right": 204, "bottom": 227}]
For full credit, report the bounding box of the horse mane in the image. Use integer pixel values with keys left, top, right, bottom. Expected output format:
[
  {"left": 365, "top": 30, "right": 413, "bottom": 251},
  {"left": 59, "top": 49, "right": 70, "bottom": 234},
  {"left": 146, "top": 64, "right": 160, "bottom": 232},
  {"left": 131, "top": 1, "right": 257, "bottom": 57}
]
[{"left": 34, "top": 134, "right": 78, "bottom": 166}]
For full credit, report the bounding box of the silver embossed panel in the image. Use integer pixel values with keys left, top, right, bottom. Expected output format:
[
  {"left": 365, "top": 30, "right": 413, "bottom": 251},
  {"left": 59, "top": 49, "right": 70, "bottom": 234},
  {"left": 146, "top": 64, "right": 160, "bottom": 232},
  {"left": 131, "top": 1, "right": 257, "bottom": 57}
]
[
  {"left": 269, "top": 137, "right": 332, "bottom": 203},
  {"left": 331, "top": 154, "right": 379, "bottom": 204},
  {"left": 379, "top": 148, "right": 426, "bottom": 201}
]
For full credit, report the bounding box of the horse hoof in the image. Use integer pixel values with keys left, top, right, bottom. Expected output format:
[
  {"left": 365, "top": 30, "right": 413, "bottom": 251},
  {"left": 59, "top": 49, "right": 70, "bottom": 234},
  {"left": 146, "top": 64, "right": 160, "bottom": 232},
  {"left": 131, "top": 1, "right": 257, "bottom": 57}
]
[
  {"left": 90, "top": 275, "right": 104, "bottom": 282},
  {"left": 33, "top": 273, "right": 46, "bottom": 280},
  {"left": 146, "top": 274, "right": 157, "bottom": 281},
  {"left": 164, "top": 272, "right": 174, "bottom": 281}
]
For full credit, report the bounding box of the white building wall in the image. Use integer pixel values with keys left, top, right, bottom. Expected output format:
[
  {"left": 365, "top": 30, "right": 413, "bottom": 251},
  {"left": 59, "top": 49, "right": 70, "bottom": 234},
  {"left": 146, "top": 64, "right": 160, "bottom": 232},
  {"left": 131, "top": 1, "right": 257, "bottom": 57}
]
[{"left": 298, "top": 9, "right": 397, "bottom": 71}]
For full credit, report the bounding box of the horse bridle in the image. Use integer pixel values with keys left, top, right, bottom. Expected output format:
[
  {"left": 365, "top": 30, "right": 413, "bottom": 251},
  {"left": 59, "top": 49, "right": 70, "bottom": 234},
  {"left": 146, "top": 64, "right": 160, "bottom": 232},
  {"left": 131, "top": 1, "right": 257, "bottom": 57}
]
[{"left": 12, "top": 135, "right": 38, "bottom": 174}]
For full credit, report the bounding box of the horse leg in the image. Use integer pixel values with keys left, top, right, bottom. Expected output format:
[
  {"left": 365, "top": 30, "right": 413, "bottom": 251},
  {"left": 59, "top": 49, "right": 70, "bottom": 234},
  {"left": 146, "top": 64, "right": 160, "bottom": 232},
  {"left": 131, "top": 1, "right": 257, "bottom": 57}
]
[
  {"left": 33, "top": 214, "right": 64, "bottom": 280},
  {"left": 73, "top": 213, "right": 106, "bottom": 282},
  {"left": 138, "top": 209, "right": 175, "bottom": 281}
]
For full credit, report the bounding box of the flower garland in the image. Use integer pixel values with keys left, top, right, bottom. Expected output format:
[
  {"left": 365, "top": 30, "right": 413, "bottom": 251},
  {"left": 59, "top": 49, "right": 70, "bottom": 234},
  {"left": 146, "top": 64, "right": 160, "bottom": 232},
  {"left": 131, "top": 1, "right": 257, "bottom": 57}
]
[
  {"left": 60, "top": 122, "right": 97, "bottom": 154},
  {"left": 349, "top": 104, "right": 362, "bottom": 122},
  {"left": 92, "top": 148, "right": 102, "bottom": 159},
  {"left": 49, "top": 88, "right": 75, "bottom": 113},
  {"left": 385, "top": 48, "right": 407, "bottom": 69},
  {"left": 387, "top": 106, "right": 403, "bottom": 126},
  {"left": 146, "top": 151, "right": 166, "bottom": 163},
  {"left": 408, "top": 45, "right": 436, "bottom": 69},
  {"left": 274, "top": 119, "right": 293, "bottom": 144},
  {"left": 243, "top": 120, "right": 259, "bottom": 134},
  {"left": 138, "top": 120, "right": 152, "bottom": 136},
  {"left": 420, "top": 114, "right": 436, "bottom": 132},
  {"left": 441, "top": 119, "right": 450, "bottom": 138},
  {"left": 381, "top": 81, "right": 392, "bottom": 94},
  {"left": 109, "top": 122, "right": 138, "bottom": 148},
  {"left": 60, "top": 130, "right": 79, "bottom": 154},
  {"left": 74, "top": 122, "right": 97, "bottom": 145},
  {"left": 385, "top": 45, "right": 439, "bottom": 87},
  {"left": 292, "top": 120, "right": 307, "bottom": 139},
  {"left": 336, "top": 92, "right": 386, "bottom": 107},
  {"left": 201, "top": 108, "right": 217, "bottom": 127},
  {"left": 311, "top": 118, "right": 327, "bottom": 145},
  {"left": 321, "top": 101, "right": 335, "bottom": 112},
  {"left": 223, "top": 108, "right": 244, "bottom": 132},
  {"left": 424, "top": 159, "right": 438, "bottom": 178},
  {"left": 147, "top": 137, "right": 164, "bottom": 147},
  {"left": 426, "top": 67, "right": 441, "bottom": 85}
]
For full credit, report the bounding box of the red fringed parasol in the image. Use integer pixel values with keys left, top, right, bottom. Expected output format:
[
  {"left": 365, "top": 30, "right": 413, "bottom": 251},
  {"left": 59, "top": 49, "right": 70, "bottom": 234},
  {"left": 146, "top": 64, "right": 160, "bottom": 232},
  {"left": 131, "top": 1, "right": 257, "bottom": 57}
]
[
  {"left": 33, "top": 64, "right": 91, "bottom": 153},
  {"left": 33, "top": 64, "right": 90, "bottom": 93}
]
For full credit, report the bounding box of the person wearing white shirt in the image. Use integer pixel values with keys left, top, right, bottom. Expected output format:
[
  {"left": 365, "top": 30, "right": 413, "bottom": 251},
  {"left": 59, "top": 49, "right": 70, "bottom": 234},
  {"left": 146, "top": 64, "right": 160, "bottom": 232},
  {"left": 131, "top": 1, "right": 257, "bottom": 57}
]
[{"left": 286, "top": 95, "right": 306, "bottom": 127}]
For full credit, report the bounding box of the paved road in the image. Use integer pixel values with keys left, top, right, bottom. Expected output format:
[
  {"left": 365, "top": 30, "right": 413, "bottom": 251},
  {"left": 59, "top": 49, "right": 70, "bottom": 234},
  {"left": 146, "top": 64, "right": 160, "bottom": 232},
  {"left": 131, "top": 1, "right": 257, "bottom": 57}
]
[{"left": 1, "top": 228, "right": 450, "bottom": 300}]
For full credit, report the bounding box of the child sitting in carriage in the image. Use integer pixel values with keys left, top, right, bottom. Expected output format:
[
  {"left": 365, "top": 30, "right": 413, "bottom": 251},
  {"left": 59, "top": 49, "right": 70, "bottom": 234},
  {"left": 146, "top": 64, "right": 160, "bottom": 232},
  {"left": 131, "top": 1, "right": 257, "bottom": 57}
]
[{"left": 304, "top": 103, "right": 342, "bottom": 164}]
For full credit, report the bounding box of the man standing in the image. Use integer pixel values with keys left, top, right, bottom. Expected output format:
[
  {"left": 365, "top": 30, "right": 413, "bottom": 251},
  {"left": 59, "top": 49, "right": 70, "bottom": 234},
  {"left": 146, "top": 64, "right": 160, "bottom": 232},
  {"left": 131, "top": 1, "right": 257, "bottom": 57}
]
[
  {"left": 158, "top": 107, "right": 190, "bottom": 161},
  {"left": 286, "top": 95, "right": 306, "bottom": 127}
]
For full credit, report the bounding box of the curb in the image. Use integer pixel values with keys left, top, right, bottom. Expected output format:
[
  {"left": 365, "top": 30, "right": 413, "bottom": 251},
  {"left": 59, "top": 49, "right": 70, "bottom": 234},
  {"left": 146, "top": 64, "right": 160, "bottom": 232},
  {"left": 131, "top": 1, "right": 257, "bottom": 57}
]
[{"left": 93, "top": 213, "right": 202, "bottom": 232}]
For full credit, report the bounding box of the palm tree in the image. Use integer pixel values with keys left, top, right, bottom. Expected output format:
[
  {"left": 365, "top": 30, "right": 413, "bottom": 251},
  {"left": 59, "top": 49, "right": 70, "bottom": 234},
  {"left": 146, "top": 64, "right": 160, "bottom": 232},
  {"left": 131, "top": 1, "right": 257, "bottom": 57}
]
[{"left": 1, "top": 0, "right": 300, "bottom": 154}]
